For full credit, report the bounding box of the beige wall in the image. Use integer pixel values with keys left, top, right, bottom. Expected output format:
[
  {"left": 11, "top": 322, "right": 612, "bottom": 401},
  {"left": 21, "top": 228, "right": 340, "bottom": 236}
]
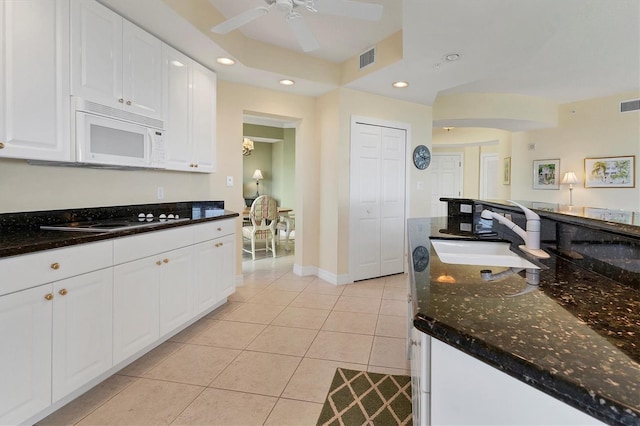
[
  {"left": 242, "top": 142, "right": 273, "bottom": 199},
  {"left": 0, "top": 157, "right": 214, "bottom": 213},
  {"left": 432, "top": 127, "right": 512, "bottom": 200},
  {"left": 432, "top": 91, "right": 640, "bottom": 211},
  {"left": 512, "top": 91, "right": 640, "bottom": 210},
  {"left": 316, "top": 88, "right": 432, "bottom": 278},
  {"left": 216, "top": 80, "right": 319, "bottom": 273}
]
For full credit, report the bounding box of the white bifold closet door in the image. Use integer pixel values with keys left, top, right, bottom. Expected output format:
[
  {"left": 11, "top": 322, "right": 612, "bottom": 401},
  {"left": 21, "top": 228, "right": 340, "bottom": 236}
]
[{"left": 351, "top": 122, "right": 406, "bottom": 282}]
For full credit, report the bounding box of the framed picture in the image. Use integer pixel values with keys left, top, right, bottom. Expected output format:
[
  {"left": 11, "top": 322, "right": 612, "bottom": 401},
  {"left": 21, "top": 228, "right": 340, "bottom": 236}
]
[
  {"left": 533, "top": 159, "right": 560, "bottom": 190},
  {"left": 584, "top": 155, "right": 635, "bottom": 188},
  {"left": 584, "top": 207, "right": 633, "bottom": 224},
  {"left": 503, "top": 157, "right": 511, "bottom": 185}
]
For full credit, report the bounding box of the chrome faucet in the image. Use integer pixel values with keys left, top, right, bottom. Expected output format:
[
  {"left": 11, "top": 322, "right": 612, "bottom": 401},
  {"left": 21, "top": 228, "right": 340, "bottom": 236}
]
[{"left": 480, "top": 201, "right": 549, "bottom": 259}]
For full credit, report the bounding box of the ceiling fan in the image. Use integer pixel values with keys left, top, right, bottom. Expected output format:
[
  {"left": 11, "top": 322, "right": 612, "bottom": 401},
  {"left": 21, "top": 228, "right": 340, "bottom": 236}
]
[{"left": 210, "top": 0, "right": 383, "bottom": 52}]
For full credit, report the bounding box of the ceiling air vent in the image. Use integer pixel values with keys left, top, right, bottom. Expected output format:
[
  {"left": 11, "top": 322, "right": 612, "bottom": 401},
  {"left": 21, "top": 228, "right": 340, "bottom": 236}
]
[
  {"left": 620, "top": 99, "right": 640, "bottom": 113},
  {"left": 359, "top": 47, "right": 376, "bottom": 70}
]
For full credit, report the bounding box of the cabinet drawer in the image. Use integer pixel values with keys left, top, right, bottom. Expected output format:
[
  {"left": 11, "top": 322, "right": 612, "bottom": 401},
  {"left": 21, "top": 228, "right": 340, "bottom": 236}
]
[
  {"left": 114, "top": 226, "right": 193, "bottom": 265},
  {"left": 0, "top": 241, "right": 113, "bottom": 296},
  {"left": 193, "top": 219, "right": 235, "bottom": 243}
]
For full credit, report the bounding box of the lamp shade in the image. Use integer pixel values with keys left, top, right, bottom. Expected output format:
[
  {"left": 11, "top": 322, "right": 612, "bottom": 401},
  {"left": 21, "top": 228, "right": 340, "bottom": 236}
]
[
  {"left": 561, "top": 172, "right": 579, "bottom": 184},
  {"left": 252, "top": 169, "right": 264, "bottom": 180}
]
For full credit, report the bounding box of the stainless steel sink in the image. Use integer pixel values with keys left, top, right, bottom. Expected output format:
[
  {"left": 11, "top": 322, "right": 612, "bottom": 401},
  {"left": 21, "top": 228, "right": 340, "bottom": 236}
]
[{"left": 430, "top": 239, "right": 540, "bottom": 269}]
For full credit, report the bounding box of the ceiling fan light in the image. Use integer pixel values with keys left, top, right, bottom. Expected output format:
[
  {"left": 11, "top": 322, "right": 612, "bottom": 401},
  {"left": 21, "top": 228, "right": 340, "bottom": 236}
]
[{"left": 275, "top": 0, "right": 293, "bottom": 12}]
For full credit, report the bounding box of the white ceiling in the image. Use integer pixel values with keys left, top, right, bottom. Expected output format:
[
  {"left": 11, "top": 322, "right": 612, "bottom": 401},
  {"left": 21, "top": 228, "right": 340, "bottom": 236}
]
[
  {"left": 208, "top": 0, "right": 402, "bottom": 63},
  {"left": 101, "top": 0, "right": 640, "bottom": 114}
]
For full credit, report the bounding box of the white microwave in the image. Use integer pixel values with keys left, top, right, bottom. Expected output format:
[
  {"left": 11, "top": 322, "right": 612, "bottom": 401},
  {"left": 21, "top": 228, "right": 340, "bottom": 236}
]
[{"left": 74, "top": 98, "right": 165, "bottom": 169}]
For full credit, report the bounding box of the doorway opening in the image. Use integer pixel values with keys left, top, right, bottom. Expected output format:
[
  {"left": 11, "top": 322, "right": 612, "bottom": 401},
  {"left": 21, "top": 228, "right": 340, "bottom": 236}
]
[{"left": 241, "top": 113, "right": 297, "bottom": 264}]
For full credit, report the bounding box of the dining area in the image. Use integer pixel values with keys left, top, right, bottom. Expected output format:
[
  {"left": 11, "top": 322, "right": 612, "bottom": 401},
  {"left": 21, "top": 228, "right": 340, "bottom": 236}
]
[
  {"left": 242, "top": 196, "right": 295, "bottom": 261},
  {"left": 242, "top": 121, "right": 296, "bottom": 261}
]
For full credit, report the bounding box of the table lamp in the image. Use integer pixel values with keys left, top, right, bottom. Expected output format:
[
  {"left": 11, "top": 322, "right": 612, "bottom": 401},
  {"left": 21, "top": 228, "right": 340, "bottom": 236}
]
[
  {"left": 561, "top": 172, "right": 579, "bottom": 206},
  {"left": 252, "top": 169, "right": 264, "bottom": 196}
]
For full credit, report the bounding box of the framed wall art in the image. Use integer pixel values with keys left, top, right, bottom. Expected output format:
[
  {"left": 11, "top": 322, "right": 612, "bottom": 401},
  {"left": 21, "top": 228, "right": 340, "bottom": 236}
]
[
  {"left": 503, "top": 157, "right": 511, "bottom": 185},
  {"left": 533, "top": 159, "right": 560, "bottom": 190},
  {"left": 584, "top": 155, "right": 635, "bottom": 188}
]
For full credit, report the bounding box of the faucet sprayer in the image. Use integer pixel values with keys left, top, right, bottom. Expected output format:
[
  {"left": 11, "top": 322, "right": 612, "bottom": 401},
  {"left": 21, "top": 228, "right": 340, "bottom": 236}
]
[{"left": 480, "top": 201, "right": 549, "bottom": 259}]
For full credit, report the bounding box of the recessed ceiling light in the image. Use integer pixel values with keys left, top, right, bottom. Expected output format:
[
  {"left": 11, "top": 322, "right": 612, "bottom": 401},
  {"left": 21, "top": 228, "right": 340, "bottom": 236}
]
[
  {"left": 170, "top": 60, "right": 185, "bottom": 67},
  {"left": 216, "top": 57, "right": 235, "bottom": 65},
  {"left": 444, "top": 53, "right": 460, "bottom": 62},
  {"left": 279, "top": 79, "right": 295, "bottom": 86},
  {"left": 392, "top": 81, "right": 409, "bottom": 88}
]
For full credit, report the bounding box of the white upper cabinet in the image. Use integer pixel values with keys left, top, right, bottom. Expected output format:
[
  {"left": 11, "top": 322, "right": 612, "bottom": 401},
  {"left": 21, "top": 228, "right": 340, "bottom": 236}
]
[
  {"left": 71, "top": 0, "right": 162, "bottom": 120},
  {"left": 0, "top": 0, "right": 71, "bottom": 161},
  {"left": 163, "top": 44, "right": 216, "bottom": 173},
  {"left": 191, "top": 61, "right": 217, "bottom": 172}
]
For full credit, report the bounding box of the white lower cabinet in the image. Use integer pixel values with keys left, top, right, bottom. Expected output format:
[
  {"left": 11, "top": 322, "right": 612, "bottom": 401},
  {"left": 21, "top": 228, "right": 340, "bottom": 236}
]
[
  {"left": 0, "top": 285, "right": 53, "bottom": 426},
  {"left": 0, "top": 267, "right": 113, "bottom": 425},
  {"left": 52, "top": 268, "right": 113, "bottom": 402},
  {"left": 159, "top": 246, "right": 194, "bottom": 337},
  {"left": 193, "top": 223, "right": 236, "bottom": 315},
  {"left": 2, "top": 220, "right": 236, "bottom": 424},
  {"left": 409, "top": 326, "right": 430, "bottom": 426},
  {"left": 113, "top": 256, "right": 161, "bottom": 365},
  {"left": 214, "top": 233, "right": 236, "bottom": 300},
  {"left": 410, "top": 333, "right": 605, "bottom": 425}
]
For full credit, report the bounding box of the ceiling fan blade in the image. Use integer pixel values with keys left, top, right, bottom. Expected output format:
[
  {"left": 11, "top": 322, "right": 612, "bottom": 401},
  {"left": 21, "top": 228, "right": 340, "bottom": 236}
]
[
  {"left": 314, "top": 0, "right": 383, "bottom": 21},
  {"left": 211, "top": 7, "right": 270, "bottom": 34},
  {"left": 287, "top": 13, "right": 320, "bottom": 52}
]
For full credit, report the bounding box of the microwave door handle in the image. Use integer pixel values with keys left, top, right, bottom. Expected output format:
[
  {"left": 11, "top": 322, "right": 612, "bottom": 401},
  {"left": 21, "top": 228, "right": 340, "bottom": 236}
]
[{"left": 147, "top": 129, "right": 153, "bottom": 165}]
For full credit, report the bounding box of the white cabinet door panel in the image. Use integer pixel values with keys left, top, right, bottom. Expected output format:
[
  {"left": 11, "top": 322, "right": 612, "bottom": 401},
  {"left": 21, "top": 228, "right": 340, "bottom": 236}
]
[
  {"left": 215, "top": 234, "right": 236, "bottom": 299},
  {"left": 71, "top": 0, "right": 122, "bottom": 108},
  {"left": 52, "top": 268, "right": 113, "bottom": 402},
  {"left": 430, "top": 338, "right": 604, "bottom": 425},
  {"left": 122, "top": 20, "right": 162, "bottom": 119},
  {"left": 193, "top": 240, "right": 217, "bottom": 316},
  {"left": 162, "top": 44, "right": 192, "bottom": 171},
  {"left": 191, "top": 62, "right": 216, "bottom": 172},
  {"left": 159, "top": 247, "right": 194, "bottom": 336},
  {"left": 0, "top": 0, "right": 71, "bottom": 161},
  {"left": 113, "top": 258, "right": 160, "bottom": 364},
  {"left": 0, "top": 284, "right": 53, "bottom": 425}
]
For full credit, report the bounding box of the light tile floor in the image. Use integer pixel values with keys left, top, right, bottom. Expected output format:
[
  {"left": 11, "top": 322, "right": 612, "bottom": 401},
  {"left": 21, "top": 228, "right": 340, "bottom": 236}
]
[{"left": 40, "top": 252, "right": 409, "bottom": 426}]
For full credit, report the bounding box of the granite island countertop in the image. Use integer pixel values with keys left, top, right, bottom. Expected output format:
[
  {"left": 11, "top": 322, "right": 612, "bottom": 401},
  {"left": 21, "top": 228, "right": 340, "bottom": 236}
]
[
  {"left": 408, "top": 217, "right": 640, "bottom": 426},
  {"left": 0, "top": 201, "right": 239, "bottom": 258}
]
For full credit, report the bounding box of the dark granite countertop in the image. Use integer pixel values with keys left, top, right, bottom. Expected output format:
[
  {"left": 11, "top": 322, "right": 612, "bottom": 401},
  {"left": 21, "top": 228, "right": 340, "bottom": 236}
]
[
  {"left": 0, "top": 201, "right": 239, "bottom": 258},
  {"left": 408, "top": 217, "right": 640, "bottom": 426}
]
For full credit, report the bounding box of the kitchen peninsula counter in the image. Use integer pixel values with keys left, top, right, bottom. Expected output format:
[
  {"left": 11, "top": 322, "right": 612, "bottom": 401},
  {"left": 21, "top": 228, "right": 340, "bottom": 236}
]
[
  {"left": 0, "top": 201, "right": 239, "bottom": 258},
  {"left": 409, "top": 217, "right": 640, "bottom": 426}
]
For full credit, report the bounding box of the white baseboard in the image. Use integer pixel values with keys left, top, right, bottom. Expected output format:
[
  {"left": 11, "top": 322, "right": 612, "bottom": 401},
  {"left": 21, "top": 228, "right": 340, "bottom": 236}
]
[
  {"left": 293, "top": 263, "right": 317, "bottom": 277},
  {"left": 235, "top": 274, "right": 244, "bottom": 286},
  {"left": 317, "top": 268, "right": 353, "bottom": 285}
]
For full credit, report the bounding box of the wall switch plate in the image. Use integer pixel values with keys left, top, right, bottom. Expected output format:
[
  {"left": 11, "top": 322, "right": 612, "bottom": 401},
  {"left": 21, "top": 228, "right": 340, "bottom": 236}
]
[
  {"left": 226, "top": 176, "right": 233, "bottom": 187},
  {"left": 157, "top": 187, "right": 164, "bottom": 200}
]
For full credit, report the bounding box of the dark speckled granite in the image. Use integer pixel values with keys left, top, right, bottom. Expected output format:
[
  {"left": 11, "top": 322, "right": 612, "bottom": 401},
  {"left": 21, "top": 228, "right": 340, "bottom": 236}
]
[
  {"left": 0, "top": 201, "right": 238, "bottom": 258},
  {"left": 409, "top": 217, "right": 640, "bottom": 426}
]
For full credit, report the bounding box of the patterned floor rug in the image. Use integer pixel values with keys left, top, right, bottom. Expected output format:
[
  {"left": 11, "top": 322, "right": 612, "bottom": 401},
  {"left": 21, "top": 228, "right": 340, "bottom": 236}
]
[{"left": 316, "top": 368, "right": 413, "bottom": 426}]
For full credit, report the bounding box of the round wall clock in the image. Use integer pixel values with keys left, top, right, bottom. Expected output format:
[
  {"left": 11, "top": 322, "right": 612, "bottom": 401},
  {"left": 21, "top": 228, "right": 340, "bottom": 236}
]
[{"left": 413, "top": 145, "right": 431, "bottom": 170}]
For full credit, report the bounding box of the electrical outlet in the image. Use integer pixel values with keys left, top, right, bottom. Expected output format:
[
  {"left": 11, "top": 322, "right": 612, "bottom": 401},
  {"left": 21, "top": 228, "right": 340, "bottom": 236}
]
[
  {"left": 157, "top": 187, "right": 164, "bottom": 200},
  {"left": 226, "top": 176, "right": 233, "bottom": 187}
]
